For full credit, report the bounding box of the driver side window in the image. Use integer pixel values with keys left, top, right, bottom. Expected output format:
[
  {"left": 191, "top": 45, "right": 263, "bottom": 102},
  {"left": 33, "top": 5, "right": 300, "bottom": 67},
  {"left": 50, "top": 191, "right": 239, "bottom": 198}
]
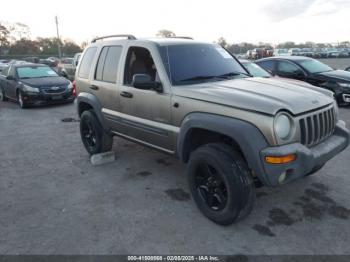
[{"left": 124, "top": 47, "right": 157, "bottom": 85}]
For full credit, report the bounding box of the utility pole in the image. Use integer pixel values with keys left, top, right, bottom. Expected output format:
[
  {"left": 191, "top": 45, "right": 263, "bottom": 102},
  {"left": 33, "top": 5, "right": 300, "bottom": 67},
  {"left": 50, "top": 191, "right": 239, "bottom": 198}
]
[{"left": 55, "top": 16, "right": 62, "bottom": 58}]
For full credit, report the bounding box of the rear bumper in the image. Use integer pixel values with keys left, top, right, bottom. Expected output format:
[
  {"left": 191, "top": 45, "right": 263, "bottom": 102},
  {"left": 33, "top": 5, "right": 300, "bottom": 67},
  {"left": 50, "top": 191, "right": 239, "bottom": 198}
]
[{"left": 260, "top": 121, "right": 349, "bottom": 186}]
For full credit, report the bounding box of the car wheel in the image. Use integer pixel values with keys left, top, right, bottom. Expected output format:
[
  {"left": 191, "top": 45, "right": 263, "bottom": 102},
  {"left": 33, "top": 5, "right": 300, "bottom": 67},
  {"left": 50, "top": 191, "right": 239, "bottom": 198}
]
[
  {"left": 0, "top": 87, "right": 8, "bottom": 101},
  {"left": 187, "top": 143, "right": 255, "bottom": 225},
  {"left": 80, "top": 110, "right": 113, "bottom": 155},
  {"left": 18, "top": 92, "right": 27, "bottom": 109}
]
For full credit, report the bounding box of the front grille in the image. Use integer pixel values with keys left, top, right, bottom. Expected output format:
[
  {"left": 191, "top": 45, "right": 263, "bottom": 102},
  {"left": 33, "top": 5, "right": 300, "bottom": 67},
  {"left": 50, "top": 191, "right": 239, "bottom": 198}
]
[
  {"left": 41, "top": 87, "right": 66, "bottom": 94},
  {"left": 299, "top": 106, "right": 336, "bottom": 147}
]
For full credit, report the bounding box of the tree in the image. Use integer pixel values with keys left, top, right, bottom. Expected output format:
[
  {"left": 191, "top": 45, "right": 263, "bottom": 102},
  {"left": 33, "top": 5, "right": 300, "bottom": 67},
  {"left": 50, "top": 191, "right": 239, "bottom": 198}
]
[
  {"left": 156, "top": 29, "right": 176, "bottom": 38},
  {"left": 9, "top": 39, "right": 40, "bottom": 55},
  {"left": 0, "top": 23, "right": 10, "bottom": 55},
  {"left": 9, "top": 22, "right": 31, "bottom": 40},
  {"left": 62, "top": 40, "right": 82, "bottom": 56},
  {"left": 36, "top": 37, "right": 62, "bottom": 56},
  {"left": 217, "top": 37, "right": 228, "bottom": 49},
  {"left": 276, "top": 41, "right": 296, "bottom": 49}
]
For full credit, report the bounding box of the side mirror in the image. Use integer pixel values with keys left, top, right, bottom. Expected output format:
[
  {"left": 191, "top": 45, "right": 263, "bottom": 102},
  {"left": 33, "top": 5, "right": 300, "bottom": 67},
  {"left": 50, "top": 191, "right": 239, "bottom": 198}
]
[
  {"left": 132, "top": 74, "right": 162, "bottom": 92},
  {"left": 6, "top": 75, "right": 14, "bottom": 80}
]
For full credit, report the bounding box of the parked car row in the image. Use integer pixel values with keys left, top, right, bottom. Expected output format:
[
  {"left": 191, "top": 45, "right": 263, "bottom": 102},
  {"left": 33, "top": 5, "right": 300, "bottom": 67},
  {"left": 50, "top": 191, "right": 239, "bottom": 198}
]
[
  {"left": 246, "top": 47, "right": 350, "bottom": 59},
  {"left": 254, "top": 56, "right": 350, "bottom": 106}
]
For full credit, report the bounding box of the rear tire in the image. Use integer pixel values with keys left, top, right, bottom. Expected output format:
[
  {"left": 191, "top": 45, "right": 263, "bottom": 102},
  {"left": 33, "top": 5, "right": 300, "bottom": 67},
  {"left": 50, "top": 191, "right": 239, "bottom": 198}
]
[
  {"left": 187, "top": 143, "right": 255, "bottom": 225},
  {"left": 80, "top": 110, "right": 113, "bottom": 155}
]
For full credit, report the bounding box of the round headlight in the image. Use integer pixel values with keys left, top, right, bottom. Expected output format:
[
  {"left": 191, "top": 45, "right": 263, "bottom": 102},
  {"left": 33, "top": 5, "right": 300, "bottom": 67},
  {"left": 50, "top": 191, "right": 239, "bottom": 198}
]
[{"left": 274, "top": 113, "right": 292, "bottom": 140}]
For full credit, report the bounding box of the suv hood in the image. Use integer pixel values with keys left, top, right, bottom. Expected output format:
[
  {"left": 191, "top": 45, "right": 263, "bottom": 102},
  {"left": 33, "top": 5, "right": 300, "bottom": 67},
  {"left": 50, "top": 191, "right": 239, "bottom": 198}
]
[
  {"left": 19, "top": 76, "right": 70, "bottom": 88},
  {"left": 174, "top": 77, "right": 333, "bottom": 115}
]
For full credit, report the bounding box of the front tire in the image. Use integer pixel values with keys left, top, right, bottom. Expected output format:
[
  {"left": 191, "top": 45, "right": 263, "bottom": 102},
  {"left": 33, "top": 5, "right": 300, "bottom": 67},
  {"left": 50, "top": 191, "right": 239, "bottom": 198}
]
[
  {"left": 187, "top": 143, "right": 255, "bottom": 225},
  {"left": 18, "top": 92, "right": 27, "bottom": 109},
  {"left": 306, "top": 164, "right": 325, "bottom": 176},
  {"left": 80, "top": 110, "right": 113, "bottom": 155},
  {"left": 0, "top": 87, "right": 8, "bottom": 101}
]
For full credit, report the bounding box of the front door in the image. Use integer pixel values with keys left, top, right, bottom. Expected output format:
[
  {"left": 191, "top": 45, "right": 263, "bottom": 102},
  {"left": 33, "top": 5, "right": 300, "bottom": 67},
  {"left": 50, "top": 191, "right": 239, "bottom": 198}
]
[{"left": 108, "top": 46, "right": 175, "bottom": 152}]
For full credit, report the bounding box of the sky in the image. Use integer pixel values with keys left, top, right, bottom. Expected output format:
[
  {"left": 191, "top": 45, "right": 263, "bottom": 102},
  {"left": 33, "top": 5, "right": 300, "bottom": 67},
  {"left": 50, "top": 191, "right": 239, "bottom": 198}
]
[{"left": 1, "top": 0, "right": 349, "bottom": 45}]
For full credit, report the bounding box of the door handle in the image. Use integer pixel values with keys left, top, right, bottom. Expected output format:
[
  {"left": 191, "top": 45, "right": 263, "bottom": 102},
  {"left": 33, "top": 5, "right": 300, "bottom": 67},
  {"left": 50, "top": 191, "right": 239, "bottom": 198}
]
[
  {"left": 89, "top": 85, "right": 99, "bottom": 90},
  {"left": 120, "top": 91, "right": 133, "bottom": 98}
]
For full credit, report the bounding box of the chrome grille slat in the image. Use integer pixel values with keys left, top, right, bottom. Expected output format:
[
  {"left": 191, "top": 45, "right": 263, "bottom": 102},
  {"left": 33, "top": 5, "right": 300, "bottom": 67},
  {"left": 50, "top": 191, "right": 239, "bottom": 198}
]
[
  {"left": 299, "top": 106, "right": 336, "bottom": 147},
  {"left": 314, "top": 114, "right": 320, "bottom": 144}
]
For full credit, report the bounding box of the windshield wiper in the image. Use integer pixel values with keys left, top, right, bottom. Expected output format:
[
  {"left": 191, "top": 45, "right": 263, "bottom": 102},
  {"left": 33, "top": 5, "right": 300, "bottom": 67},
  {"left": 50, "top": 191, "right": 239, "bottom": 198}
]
[
  {"left": 179, "top": 75, "right": 221, "bottom": 82},
  {"left": 179, "top": 72, "right": 251, "bottom": 83},
  {"left": 217, "top": 71, "right": 251, "bottom": 78}
]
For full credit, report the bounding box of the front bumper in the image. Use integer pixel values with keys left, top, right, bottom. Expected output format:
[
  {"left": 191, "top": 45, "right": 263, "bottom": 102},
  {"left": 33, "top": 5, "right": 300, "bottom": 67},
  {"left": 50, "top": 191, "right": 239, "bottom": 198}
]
[
  {"left": 260, "top": 121, "right": 349, "bottom": 186},
  {"left": 342, "top": 94, "right": 350, "bottom": 103},
  {"left": 22, "top": 91, "right": 75, "bottom": 105}
]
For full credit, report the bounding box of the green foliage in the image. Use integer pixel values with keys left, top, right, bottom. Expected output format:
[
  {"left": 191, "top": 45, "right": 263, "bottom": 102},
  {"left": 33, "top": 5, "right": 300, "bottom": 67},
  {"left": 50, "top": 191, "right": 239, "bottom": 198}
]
[
  {"left": 0, "top": 23, "right": 10, "bottom": 54},
  {"left": 0, "top": 21, "right": 82, "bottom": 57}
]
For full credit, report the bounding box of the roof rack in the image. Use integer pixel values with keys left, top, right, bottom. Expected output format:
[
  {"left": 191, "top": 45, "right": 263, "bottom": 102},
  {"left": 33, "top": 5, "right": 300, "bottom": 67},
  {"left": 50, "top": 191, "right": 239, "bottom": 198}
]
[
  {"left": 168, "top": 36, "right": 193, "bottom": 40},
  {"left": 91, "top": 34, "right": 137, "bottom": 43}
]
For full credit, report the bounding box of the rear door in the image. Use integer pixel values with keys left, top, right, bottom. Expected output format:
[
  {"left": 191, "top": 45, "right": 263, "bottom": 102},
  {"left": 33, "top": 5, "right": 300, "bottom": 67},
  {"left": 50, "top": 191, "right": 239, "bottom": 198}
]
[{"left": 89, "top": 45, "right": 123, "bottom": 126}]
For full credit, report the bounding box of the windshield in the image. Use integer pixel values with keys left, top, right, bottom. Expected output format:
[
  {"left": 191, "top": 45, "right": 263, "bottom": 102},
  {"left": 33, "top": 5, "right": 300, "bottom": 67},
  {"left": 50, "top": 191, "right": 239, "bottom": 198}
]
[
  {"left": 17, "top": 66, "right": 59, "bottom": 79},
  {"left": 299, "top": 60, "right": 333, "bottom": 74},
  {"left": 243, "top": 62, "right": 270, "bottom": 78},
  {"left": 160, "top": 44, "right": 248, "bottom": 85}
]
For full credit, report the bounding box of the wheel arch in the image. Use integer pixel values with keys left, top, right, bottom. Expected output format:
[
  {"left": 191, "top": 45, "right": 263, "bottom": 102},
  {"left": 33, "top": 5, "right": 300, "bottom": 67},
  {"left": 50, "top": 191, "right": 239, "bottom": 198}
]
[
  {"left": 177, "top": 113, "right": 269, "bottom": 184},
  {"left": 77, "top": 92, "right": 108, "bottom": 130}
]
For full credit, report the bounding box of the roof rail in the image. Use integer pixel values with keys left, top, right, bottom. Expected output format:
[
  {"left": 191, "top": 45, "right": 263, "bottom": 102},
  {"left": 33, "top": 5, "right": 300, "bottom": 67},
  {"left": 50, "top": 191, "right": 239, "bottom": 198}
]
[
  {"left": 91, "top": 34, "right": 137, "bottom": 43},
  {"left": 169, "top": 36, "right": 193, "bottom": 40}
]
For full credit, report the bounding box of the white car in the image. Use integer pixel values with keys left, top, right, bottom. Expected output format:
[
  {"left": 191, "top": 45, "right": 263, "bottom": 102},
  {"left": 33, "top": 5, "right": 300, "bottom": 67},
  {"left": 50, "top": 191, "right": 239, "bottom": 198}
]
[{"left": 273, "top": 49, "right": 289, "bottom": 56}]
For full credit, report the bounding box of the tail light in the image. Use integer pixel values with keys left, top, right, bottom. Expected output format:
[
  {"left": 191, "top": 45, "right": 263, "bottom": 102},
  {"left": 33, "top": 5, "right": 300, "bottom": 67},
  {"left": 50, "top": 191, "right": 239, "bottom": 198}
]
[{"left": 72, "top": 80, "right": 77, "bottom": 97}]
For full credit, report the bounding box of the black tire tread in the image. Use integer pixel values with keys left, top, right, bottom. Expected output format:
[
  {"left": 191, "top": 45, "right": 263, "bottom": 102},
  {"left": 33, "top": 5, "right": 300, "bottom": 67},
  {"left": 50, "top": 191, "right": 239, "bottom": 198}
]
[
  {"left": 80, "top": 110, "right": 113, "bottom": 155},
  {"left": 187, "top": 142, "right": 255, "bottom": 225}
]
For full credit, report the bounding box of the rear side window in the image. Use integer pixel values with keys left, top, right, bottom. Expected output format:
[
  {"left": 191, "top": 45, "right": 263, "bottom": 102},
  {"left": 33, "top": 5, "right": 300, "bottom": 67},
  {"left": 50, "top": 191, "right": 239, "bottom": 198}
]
[
  {"left": 95, "top": 47, "right": 108, "bottom": 81},
  {"left": 257, "top": 60, "right": 275, "bottom": 73},
  {"left": 78, "top": 47, "right": 97, "bottom": 79},
  {"left": 277, "top": 61, "right": 300, "bottom": 73},
  {"left": 95, "top": 46, "right": 122, "bottom": 83}
]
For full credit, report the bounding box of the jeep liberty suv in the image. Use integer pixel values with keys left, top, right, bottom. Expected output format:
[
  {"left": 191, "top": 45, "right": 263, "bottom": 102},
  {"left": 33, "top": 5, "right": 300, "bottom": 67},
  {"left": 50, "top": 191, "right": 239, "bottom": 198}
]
[{"left": 75, "top": 35, "right": 349, "bottom": 225}]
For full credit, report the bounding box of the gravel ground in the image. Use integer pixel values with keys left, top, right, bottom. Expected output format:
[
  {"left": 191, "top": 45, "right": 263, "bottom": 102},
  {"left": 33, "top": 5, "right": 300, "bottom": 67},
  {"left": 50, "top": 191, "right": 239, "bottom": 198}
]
[{"left": 0, "top": 86, "right": 350, "bottom": 255}]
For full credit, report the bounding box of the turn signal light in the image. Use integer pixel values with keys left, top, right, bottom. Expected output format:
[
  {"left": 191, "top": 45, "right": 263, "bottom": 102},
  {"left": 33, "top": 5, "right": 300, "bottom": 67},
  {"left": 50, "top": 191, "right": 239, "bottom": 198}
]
[{"left": 265, "top": 154, "right": 297, "bottom": 164}]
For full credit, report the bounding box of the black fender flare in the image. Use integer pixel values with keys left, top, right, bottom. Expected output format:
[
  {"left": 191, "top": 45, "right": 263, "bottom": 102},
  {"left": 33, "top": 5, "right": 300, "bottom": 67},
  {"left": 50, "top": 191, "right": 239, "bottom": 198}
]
[
  {"left": 76, "top": 92, "right": 108, "bottom": 130},
  {"left": 177, "top": 113, "right": 270, "bottom": 185}
]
